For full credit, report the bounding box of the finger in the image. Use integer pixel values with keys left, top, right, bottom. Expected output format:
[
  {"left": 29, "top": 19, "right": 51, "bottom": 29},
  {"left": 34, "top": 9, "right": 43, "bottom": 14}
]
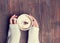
[
  {"left": 12, "top": 15, "right": 17, "bottom": 18},
  {"left": 10, "top": 15, "right": 15, "bottom": 21},
  {"left": 10, "top": 15, "right": 17, "bottom": 24},
  {"left": 28, "top": 15, "right": 39, "bottom": 27},
  {"left": 11, "top": 15, "right": 17, "bottom": 19},
  {"left": 13, "top": 18, "right": 17, "bottom": 24},
  {"left": 10, "top": 19, "right": 12, "bottom": 24},
  {"left": 13, "top": 15, "right": 17, "bottom": 24},
  {"left": 33, "top": 19, "right": 39, "bottom": 27},
  {"left": 14, "top": 15, "right": 17, "bottom": 18},
  {"left": 11, "top": 15, "right": 16, "bottom": 18},
  {"left": 32, "top": 17, "right": 39, "bottom": 27}
]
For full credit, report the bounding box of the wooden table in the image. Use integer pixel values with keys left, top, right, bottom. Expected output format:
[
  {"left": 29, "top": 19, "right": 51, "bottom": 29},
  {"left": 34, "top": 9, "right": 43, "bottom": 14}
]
[{"left": 0, "top": 0, "right": 60, "bottom": 43}]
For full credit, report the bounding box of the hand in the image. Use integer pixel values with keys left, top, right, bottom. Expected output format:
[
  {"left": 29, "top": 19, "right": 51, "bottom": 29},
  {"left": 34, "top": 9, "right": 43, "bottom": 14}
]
[
  {"left": 10, "top": 15, "right": 17, "bottom": 24},
  {"left": 28, "top": 15, "right": 39, "bottom": 28}
]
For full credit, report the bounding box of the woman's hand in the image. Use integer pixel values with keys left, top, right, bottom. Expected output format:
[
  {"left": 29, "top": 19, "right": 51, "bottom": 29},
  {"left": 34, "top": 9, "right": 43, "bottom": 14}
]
[
  {"left": 28, "top": 15, "right": 39, "bottom": 28},
  {"left": 10, "top": 14, "right": 39, "bottom": 27},
  {"left": 10, "top": 15, "right": 17, "bottom": 24}
]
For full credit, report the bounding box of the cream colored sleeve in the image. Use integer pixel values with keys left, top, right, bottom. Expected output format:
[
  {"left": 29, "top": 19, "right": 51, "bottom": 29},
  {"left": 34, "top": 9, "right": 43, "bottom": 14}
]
[
  {"left": 28, "top": 27, "right": 39, "bottom": 43},
  {"left": 7, "top": 24, "right": 21, "bottom": 43}
]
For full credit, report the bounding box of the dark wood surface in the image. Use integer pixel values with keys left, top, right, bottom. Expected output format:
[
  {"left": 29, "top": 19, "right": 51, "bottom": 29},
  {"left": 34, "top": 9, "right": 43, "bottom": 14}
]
[{"left": 0, "top": 0, "right": 60, "bottom": 43}]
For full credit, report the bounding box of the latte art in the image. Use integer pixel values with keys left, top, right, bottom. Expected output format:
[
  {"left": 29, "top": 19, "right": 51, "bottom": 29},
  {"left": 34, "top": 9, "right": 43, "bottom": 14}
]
[{"left": 17, "top": 14, "right": 32, "bottom": 31}]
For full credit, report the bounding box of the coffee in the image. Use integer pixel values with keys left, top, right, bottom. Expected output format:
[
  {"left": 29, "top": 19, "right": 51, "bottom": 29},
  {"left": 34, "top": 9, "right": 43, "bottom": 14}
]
[{"left": 17, "top": 14, "right": 32, "bottom": 31}]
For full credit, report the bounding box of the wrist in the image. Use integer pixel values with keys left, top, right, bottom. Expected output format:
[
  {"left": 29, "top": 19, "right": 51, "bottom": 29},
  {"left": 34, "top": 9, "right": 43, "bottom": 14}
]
[{"left": 9, "top": 24, "right": 19, "bottom": 29}]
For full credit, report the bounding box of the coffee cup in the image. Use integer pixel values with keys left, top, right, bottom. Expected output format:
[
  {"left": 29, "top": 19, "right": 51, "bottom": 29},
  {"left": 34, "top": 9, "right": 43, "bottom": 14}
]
[{"left": 17, "top": 14, "right": 32, "bottom": 31}]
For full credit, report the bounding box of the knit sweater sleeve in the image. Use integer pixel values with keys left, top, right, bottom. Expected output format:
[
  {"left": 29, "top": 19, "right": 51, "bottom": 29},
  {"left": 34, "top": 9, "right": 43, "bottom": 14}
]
[
  {"left": 7, "top": 24, "right": 21, "bottom": 43},
  {"left": 28, "top": 27, "right": 39, "bottom": 43}
]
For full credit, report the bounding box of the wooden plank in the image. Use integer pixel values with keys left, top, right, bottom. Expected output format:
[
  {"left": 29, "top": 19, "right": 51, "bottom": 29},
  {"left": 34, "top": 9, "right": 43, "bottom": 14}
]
[
  {"left": 0, "top": 0, "right": 60, "bottom": 43},
  {"left": 0, "top": 0, "right": 9, "bottom": 43}
]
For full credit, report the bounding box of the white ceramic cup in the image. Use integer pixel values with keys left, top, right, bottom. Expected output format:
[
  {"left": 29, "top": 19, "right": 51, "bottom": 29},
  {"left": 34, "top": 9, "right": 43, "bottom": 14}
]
[{"left": 17, "top": 14, "right": 32, "bottom": 31}]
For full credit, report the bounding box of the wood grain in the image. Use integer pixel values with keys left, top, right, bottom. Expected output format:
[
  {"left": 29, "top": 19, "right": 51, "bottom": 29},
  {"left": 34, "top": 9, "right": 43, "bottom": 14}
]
[{"left": 0, "top": 0, "right": 60, "bottom": 43}]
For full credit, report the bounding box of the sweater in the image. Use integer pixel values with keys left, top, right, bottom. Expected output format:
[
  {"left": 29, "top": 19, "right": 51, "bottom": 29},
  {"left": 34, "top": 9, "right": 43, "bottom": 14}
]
[{"left": 7, "top": 24, "right": 39, "bottom": 43}]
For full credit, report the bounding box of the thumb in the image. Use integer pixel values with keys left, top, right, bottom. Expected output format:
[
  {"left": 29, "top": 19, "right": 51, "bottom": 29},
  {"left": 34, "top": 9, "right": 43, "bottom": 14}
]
[{"left": 13, "top": 18, "right": 17, "bottom": 24}]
